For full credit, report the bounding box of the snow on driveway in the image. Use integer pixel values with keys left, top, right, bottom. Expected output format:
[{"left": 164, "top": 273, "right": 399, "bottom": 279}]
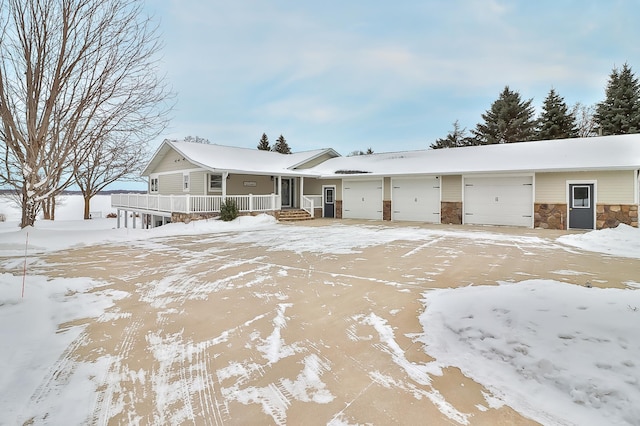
[{"left": 1, "top": 195, "right": 639, "bottom": 424}]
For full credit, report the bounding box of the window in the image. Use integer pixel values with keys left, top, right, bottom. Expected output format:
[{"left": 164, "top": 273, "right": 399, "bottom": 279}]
[
  {"left": 183, "top": 173, "right": 190, "bottom": 192},
  {"left": 572, "top": 185, "right": 590, "bottom": 208},
  {"left": 209, "top": 174, "right": 222, "bottom": 191},
  {"left": 150, "top": 177, "right": 158, "bottom": 193}
]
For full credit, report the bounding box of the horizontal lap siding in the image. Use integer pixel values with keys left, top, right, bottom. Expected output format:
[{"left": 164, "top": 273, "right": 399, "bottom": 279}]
[
  {"left": 226, "top": 175, "right": 274, "bottom": 195},
  {"left": 190, "top": 171, "right": 207, "bottom": 195},
  {"left": 535, "top": 171, "right": 635, "bottom": 204},
  {"left": 158, "top": 173, "right": 182, "bottom": 195},
  {"left": 154, "top": 148, "right": 199, "bottom": 173},
  {"left": 441, "top": 175, "right": 462, "bottom": 202}
]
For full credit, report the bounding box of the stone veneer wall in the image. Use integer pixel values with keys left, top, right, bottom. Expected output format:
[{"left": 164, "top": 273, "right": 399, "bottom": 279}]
[
  {"left": 383, "top": 200, "right": 391, "bottom": 221},
  {"left": 335, "top": 200, "right": 343, "bottom": 219},
  {"left": 597, "top": 204, "right": 638, "bottom": 229},
  {"left": 171, "top": 211, "right": 277, "bottom": 224},
  {"left": 534, "top": 203, "right": 567, "bottom": 229},
  {"left": 441, "top": 202, "right": 462, "bottom": 225},
  {"left": 535, "top": 203, "right": 639, "bottom": 229}
]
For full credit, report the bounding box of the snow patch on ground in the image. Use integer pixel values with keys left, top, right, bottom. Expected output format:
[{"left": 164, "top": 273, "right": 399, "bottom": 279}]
[
  {"left": 558, "top": 224, "right": 640, "bottom": 259},
  {"left": 0, "top": 272, "right": 127, "bottom": 424},
  {"left": 418, "top": 280, "right": 640, "bottom": 426}
]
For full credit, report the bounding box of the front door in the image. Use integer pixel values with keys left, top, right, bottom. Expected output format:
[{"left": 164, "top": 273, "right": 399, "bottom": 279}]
[
  {"left": 282, "top": 178, "right": 294, "bottom": 208},
  {"left": 569, "top": 183, "right": 595, "bottom": 229},
  {"left": 323, "top": 186, "right": 335, "bottom": 218}
]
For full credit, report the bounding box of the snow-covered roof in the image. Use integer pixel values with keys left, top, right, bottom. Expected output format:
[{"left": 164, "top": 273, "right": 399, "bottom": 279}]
[
  {"left": 142, "top": 140, "right": 340, "bottom": 177},
  {"left": 143, "top": 134, "right": 640, "bottom": 179},
  {"left": 310, "top": 134, "right": 640, "bottom": 177}
]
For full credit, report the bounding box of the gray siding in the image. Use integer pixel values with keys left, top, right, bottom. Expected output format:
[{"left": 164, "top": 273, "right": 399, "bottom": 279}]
[
  {"left": 153, "top": 147, "right": 199, "bottom": 173},
  {"left": 158, "top": 173, "right": 183, "bottom": 195},
  {"left": 226, "top": 174, "right": 275, "bottom": 195}
]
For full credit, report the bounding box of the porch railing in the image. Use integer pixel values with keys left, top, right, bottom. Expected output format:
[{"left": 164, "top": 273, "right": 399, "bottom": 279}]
[
  {"left": 302, "top": 195, "right": 322, "bottom": 218},
  {"left": 111, "top": 193, "right": 281, "bottom": 214}
]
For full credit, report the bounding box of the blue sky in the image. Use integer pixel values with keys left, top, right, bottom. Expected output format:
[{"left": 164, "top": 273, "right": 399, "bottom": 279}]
[{"left": 143, "top": 0, "right": 640, "bottom": 155}]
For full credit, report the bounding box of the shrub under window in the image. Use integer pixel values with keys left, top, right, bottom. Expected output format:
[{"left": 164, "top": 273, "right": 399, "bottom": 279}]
[{"left": 220, "top": 198, "right": 238, "bottom": 221}]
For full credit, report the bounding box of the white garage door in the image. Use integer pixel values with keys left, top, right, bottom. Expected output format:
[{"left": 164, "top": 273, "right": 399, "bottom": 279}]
[
  {"left": 464, "top": 176, "right": 533, "bottom": 227},
  {"left": 343, "top": 180, "right": 383, "bottom": 220},
  {"left": 392, "top": 177, "right": 441, "bottom": 222}
]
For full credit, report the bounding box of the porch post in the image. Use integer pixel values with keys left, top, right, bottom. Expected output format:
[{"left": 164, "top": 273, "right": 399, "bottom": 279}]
[
  {"left": 299, "top": 177, "right": 304, "bottom": 210},
  {"left": 117, "top": 209, "right": 121, "bottom": 228},
  {"left": 124, "top": 210, "right": 129, "bottom": 228},
  {"left": 222, "top": 171, "right": 228, "bottom": 199},
  {"left": 133, "top": 212, "right": 136, "bottom": 228}
]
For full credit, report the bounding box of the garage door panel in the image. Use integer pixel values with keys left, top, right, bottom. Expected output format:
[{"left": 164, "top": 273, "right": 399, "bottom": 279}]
[
  {"left": 343, "top": 180, "right": 383, "bottom": 220},
  {"left": 464, "top": 176, "right": 533, "bottom": 227},
  {"left": 392, "top": 177, "right": 441, "bottom": 222}
]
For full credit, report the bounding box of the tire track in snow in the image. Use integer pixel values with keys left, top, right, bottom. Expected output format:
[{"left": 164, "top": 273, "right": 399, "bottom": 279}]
[
  {"left": 362, "top": 313, "right": 470, "bottom": 425},
  {"left": 91, "top": 317, "right": 145, "bottom": 425},
  {"left": 26, "top": 331, "right": 90, "bottom": 406}
]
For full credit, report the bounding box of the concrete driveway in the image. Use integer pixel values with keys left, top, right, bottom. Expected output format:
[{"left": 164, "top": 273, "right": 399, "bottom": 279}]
[{"left": 21, "top": 220, "right": 639, "bottom": 425}]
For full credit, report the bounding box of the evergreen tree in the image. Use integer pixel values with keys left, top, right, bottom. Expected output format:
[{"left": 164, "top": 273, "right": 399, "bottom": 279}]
[
  {"left": 273, "top": 134, "right": 292, "bottom": 154},
  {"left": 595, "top": 63, "right": 640, "bottom": 135},
  {"left": 430, "top": 120, "right": 473, "bottom": 149},
  {"left": 347, "top": 148, "right": 375, "bottom": 156},
  {"left": 537, "top": 89, "right": 578, "bottom": 140},
  {"left": 471, "top": 86, "right": 537, "bottom": 144},
  {"left": 257, "top": 133, "right": 271, "bottom": 150}
]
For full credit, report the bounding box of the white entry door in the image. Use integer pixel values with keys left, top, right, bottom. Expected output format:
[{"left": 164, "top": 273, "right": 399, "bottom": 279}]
[
  {"left": 391, "top": 177, "right": 441, "bottom": 222},
  {"left": 343, "top": 179, "right": 383, "bottom": 220},
  {"left": 464, "top": 176, "right": 533, "bottom": 227}
]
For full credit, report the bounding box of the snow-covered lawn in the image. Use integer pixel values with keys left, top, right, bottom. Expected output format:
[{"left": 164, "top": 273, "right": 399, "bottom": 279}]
[{"left": 1, "top": 195, "right": 639, "bottom": 425}]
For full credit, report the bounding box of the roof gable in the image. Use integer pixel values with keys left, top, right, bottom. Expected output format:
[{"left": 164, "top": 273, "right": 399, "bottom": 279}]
[{"left": 142, "top": 140, "right": 340, "bottom": 177}]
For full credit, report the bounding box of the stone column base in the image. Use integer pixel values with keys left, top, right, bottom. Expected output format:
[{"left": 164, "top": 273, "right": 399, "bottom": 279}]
[
  {"left": 383, "top": 200, "right": 391, "bottom": 221},
  {"left": 597, "top": 204, "right": 638, "bottom": 229},
  {"left": 441, "top": 202, "right": 462, "bottom": 225},
  {"left": 534, "top": 203, "right": 567, "bottom": 229}
]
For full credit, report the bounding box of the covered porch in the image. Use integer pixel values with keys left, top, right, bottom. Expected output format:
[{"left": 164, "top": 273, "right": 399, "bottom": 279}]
[{"left": 111, "top": 175, "right": 330, "bottom": 228}]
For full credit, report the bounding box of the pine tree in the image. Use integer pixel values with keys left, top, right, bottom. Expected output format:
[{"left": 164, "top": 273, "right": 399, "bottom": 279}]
[
  {"left": 471, "top": 86, "right": 537, "bottom": 144},
  {"left": 347, "top": 148, "right": 375, "bottom": 156},
  {"left": 430, "top": 120, "right": 473, "bottom": 149},
  {"left": 537, "top": 89, "right": 578, "bottom": 140},
  {"left": 257, "top": 133, "right": 270, "bottom": 150},
  {"left": 273, "top": 134, "right": 292, "bottom": 154},
  {"left": 595, "top": 63, "right": 640, "bottom": 135}
]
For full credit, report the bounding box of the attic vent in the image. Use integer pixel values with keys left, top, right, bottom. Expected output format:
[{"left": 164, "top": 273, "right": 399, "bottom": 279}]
[{"left": 335, "top": 170, "right": 372, "bottom": 174}]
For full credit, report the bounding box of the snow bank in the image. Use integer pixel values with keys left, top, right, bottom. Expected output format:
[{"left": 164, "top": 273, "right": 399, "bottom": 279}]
[
  {"left": 418, "top": 280, "right": 640, "bottom": 425},
  {"left": 0, "top": 273, "right": 127, "bottom": 424},
  {"left": 558, "top": 224, "right": 640, "bottom": 259}
]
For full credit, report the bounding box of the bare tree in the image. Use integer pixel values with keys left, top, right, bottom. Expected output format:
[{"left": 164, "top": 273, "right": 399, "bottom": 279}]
[
  {"left": 0, "top": 0, "right": 172, "bottom": 228},
  {"left": 74, "top": 135, "right": 148, "bottom": 219},
  {"left": 571, "top": 102, "right": 599, "bottom": 138}
]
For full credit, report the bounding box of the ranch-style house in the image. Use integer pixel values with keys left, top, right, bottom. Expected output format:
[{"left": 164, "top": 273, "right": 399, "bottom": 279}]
[{"left": 111, "top": 134, "right": 640, "bottom": 231}]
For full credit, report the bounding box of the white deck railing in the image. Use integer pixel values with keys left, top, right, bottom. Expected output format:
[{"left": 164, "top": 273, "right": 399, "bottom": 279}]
[
  {"left": 111, "top": 193, "right": 281, "bottom": 214},
  {"left": 302, "top": 195, "right": 322, "bottom": 218}
]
